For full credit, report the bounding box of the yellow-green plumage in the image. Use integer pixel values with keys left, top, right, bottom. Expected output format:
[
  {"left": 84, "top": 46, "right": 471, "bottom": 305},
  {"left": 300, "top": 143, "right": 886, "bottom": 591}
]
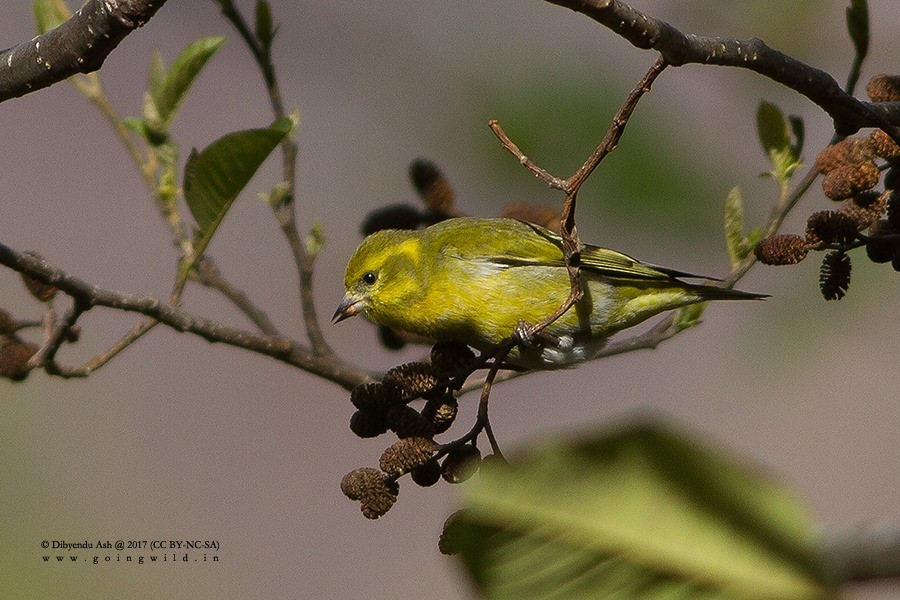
[{"left": 336, "top": 217, "right": 764, "bottom": 368}]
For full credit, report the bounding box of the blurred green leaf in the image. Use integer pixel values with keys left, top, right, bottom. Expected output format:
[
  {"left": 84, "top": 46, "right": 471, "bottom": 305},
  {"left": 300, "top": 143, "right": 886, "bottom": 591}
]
[
  {"left": 255, "top": 0, "right": 276, "bottom": 52},
  {"left": 148, "top": 50, "right": 167, "bottom": 107},
  {"left": 304, "top": 221, "right": 326, "bottom": 260},
  {"left": 182, "top": 117, "right": 292, "bottom": 277},
  {"left": 724, "top": 186, "right": 745, "bottom": 268},
  {"left": 745, "top": 227, "right": 765, "bottom": 255},
  {"left": 156, "top": 37, "right": 226, "bottom": 127},
  {"left": 454, "top": 421, "right": 832, "bottom": 600},
  {"left": 846, "top": 0, "right": 869, "bottom": 61},
  {"left": 757, "top": 102, "right": 789, "bottom": 155},
  {"left": 32, "top": 0, "right": 68, "bottom": 35},
  {"left": 756, "top": 102, "right": 801, "bottom": 186},
  {"left": 674, "top": 301, "right": 707, "bottom": 331},
  {"left": 140, "top": 92, "right": 168, "bottom": 146},
  {"left": 122, "top": 118, "right": 147, "bottom": 137}
]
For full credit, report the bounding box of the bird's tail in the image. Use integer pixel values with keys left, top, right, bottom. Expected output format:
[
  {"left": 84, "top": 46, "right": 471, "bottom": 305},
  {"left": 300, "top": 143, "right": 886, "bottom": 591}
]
[{"left": 688, "top": 283, "right": 769, "bottom": 301}]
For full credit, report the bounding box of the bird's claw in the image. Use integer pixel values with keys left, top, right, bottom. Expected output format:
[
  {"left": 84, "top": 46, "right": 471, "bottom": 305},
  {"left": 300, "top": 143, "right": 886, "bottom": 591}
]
[{"left": 514, "top": 320, "right": 563, "bottom": 349}]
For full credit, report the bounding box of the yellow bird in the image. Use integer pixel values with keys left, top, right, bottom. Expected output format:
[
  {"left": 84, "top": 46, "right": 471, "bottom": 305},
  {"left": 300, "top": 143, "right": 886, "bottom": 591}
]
[{"left": 334, "top": 217, "right": 764, "bottom": 369}]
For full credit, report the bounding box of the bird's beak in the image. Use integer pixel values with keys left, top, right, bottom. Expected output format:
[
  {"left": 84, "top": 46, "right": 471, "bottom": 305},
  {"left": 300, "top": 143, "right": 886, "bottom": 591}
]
[{"left": 332, "top": 294, "right": 362, "bottom": 324}]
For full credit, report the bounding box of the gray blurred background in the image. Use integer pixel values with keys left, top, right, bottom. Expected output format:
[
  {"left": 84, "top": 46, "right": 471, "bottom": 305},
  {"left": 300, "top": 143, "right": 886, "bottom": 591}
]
[{"left": 1, "top": 1, "right": 897, "bottom": 598}]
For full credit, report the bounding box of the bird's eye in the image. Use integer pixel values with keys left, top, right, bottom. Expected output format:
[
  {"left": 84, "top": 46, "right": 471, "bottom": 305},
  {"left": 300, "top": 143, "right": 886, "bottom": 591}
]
[{"left": 361, "top": 271, "right": 378, "bottom": 285}]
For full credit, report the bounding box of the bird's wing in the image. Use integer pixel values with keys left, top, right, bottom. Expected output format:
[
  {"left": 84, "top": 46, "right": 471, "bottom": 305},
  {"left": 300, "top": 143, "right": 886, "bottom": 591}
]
[
  {"left": 508, "top": 221, "right": 716, "bottom": 282},
  {"left": 578, "top": 244, "right": 719, "bottom": 281},
  {"left": 438, "top": 219, "right": 718, "bottom": 282}
]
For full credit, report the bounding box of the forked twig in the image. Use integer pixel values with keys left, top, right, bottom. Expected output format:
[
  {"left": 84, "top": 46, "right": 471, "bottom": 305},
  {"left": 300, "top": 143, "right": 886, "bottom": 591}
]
[
  {"left": 489, "top": 57, "right": 669, "bottom": 340},
  {"left": 462, "top": 58, "right": 670, "bottom": 436}
]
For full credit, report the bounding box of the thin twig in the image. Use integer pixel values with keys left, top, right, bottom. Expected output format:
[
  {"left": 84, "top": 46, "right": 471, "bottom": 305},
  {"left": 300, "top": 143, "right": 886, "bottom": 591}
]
[
  {"left": 566, "top": 57, "right": 668, "bottom": 193},
  {"left": 490, "top": 58, "right": 668, "bottom": 338},
  {"left": 193, "top": 258, "right": 281, "bottom": 336},
  {"left": 487, "top": 121, "right": 565, "bottom": 189},
  {"left": 436, "top": 345, "right": 512, "bottom": 461},
  {"left": 48, "top": 318, "right": 159, "bottom": 377},
  {"left": 476, "top": 345, "right": 511, "bottom": 459}
]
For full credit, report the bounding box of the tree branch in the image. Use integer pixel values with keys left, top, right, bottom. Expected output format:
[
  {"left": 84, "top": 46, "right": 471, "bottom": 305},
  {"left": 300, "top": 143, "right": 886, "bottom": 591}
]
[
  {"left": 193, "top": 257, "right": 281, "bottom": 337},
  {"left": 0, "top": 242, "right": 373, "bottom": 391},
  {"left": 0, "top": 0, "right": 168, "bottom": 103},
  {"left": 545, "top": 0, "right": 900, "bottom": 141}
]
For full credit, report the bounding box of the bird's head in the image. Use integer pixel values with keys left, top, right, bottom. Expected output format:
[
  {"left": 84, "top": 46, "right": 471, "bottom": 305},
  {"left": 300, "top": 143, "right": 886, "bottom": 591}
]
[{"left": 333, "top": 229, "right": 422, "bottom": 326}]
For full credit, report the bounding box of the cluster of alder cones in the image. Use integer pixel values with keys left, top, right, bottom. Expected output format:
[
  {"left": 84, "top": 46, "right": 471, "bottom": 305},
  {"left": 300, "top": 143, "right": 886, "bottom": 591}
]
[
  {"left": 340, "top": 342, "right": 491, "bottom": 519},
  {"left": 755, "top": 74, "right": 900, "bottom": 300}
]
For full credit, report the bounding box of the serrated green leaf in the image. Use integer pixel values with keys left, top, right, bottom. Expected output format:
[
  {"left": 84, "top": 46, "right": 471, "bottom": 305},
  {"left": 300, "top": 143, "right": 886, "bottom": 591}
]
[
  {"left": 156, "top": 37, "right": 226, "bottom": 127},
  {"left": 255, "top": 0, "right": 275, "bottom": 50},
  {"left": 724, "top": 186, "right": 745, "bottom": 268},
  {"left": 181, "top": 117, "right": 292, "bottom": 278},
  {"left": 32, "top": 0, "right": 68, "bottom": 35},
  {"left": 455, "top": 422, "right": 832, "bottom": 600},
  {"left": 846, "top": 0, "right": 869, "bottom": 61},
  {"left": 148, "top": 50, "right": 167, "bottom": 106}
]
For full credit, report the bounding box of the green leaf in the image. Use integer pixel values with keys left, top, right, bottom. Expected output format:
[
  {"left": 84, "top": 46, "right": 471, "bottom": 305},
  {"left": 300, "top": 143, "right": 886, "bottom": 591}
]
[
  {"left": 846, "top": 0, "right": 869, "bottom": 61},
  {"left": 122, "top": 118, "right": 147, "bottom": 137},
  {"left": 756, "top": 102, "right": 789, "bottom": 157},
  {"left": 454, "top": 422, "right": 832, "bottom": 600},
  {"left": 148, "top": 50, "right": 168, "bottom": 107},
  {"left": 255, "top": 0, "right": 275, "bottom": 51},
  {"left": 156, "top": 37, "right": 226, "bottom": 127},
  {"left": 745, "top": 227, "right": 765, "bottom": 255},
  {"left": 756, "top": 102, "right": 801, "bottom": 186},
  {"left": 33, "top": 0, "right": 68, "bottom": 35},
  {"left": 181, "top": 117, "right": 292, "bottom": 277},
  {"left": 724, "top": 186, "right": 745, "bottom": 268},
  {"left": 140, "top": 92, "right": 168, "bottom": 146},
  {"left": 674, "top": 301, "right": 707, "bottom": 331},
  {"left": 304, "top": 221, "right": 326, "bottom": 260}
]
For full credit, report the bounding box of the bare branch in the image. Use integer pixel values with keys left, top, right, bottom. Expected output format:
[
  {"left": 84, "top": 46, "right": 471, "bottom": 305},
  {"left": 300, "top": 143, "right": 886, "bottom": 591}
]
[
  {"left": 193, "top": 257, "right": 281, "bottom": 337},
  {"left": 545, "top": 0, "right": 900, "bottom": 141},
  {"left": 0, "top": 0, "right": 168, "bottom": 103},
  {"left": 0, "top": 242, "right": 373, "bottom": 391},
  {"left": 48, "top": 317, "right": 159, "bottom": 377},
  {"left": 487, "top": 120, "right": 566, "bottom": 189}
]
